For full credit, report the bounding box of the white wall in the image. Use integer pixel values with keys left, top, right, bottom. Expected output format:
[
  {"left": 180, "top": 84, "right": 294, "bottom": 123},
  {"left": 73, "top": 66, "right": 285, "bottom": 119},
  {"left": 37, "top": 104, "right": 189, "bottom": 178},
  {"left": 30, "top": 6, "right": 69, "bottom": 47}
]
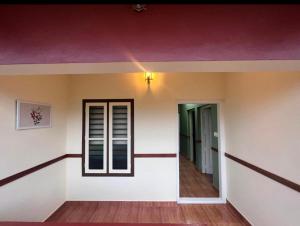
[
  {"left": 224, "top": 72, "right": 300, "bottom": 226},
  {"left": 0, "top": 75, "right": 69, "bottom": 221},
  {"left": 65, "top": 72, "right": 225, "bottom": 201},
  {"left": 2, "top": 71, "right": 299, "bottom": 225}
]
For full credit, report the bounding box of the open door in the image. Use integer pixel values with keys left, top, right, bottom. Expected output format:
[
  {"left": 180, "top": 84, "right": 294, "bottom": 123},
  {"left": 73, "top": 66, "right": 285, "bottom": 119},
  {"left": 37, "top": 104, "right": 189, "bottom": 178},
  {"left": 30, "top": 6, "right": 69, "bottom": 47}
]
[
  {"left": 188, "top": 110, "right": 196, "bottom": 162},
  {"left": 201, "top": 107, "right": 213, "bottom": 174}
]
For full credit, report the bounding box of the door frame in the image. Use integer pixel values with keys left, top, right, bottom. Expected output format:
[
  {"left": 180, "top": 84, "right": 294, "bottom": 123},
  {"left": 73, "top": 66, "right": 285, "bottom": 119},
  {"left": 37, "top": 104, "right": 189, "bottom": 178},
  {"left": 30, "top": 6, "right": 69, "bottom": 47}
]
[{"left": 176, "top": 100, "right": 227, "bottom": 204}]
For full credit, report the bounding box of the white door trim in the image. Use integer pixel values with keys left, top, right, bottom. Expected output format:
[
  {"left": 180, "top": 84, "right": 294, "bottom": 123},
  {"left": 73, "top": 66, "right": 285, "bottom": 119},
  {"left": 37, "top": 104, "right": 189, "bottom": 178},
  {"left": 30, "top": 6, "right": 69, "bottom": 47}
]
[{"left": 176, "top": 100, "right": 227, "bottom": 204}]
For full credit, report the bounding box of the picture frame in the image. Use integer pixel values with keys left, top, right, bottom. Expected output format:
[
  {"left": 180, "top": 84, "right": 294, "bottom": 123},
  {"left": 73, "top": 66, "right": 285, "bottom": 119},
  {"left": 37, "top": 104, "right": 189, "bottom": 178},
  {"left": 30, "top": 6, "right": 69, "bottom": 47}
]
[{"left": 16, "top": 100, "right": 52, "bottom": 130}]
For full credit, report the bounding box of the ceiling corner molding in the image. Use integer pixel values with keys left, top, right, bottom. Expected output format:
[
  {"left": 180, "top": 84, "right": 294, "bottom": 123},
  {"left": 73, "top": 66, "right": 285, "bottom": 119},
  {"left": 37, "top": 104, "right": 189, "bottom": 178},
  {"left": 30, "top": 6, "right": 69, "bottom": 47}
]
[{"left": 1, "top": 60, "right": 300, "bottom": 76}]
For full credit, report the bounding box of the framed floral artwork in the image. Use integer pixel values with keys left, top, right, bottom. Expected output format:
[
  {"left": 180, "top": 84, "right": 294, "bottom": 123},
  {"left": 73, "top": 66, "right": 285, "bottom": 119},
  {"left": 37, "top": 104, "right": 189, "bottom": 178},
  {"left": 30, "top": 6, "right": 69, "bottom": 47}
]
[{"left": 16, "top": 100, "right": 52, "bottom": 130}]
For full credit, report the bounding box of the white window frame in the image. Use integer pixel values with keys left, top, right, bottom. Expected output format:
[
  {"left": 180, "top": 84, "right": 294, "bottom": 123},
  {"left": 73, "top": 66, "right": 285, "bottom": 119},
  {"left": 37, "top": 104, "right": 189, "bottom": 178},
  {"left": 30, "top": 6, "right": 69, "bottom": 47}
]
[
  {"left": 85, "top": 102, "right": 107, "bottom": 174},
  {"left": 108, "top": 102, "right": 131, "bottom": 174}
]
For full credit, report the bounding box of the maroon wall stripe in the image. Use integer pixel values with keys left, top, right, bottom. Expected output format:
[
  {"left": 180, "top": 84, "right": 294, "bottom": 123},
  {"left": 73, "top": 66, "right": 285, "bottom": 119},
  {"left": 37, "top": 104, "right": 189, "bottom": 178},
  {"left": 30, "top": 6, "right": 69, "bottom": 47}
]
[
  {"left": 0, "top": 154, "right": 67, "bottom": 187},
  {"left": 0, "top": 154, "right": 82, "bottom": 187},
  {"left": 134, "top": 153, "right": 177, "bottom": 158},
  {"left": 66, "top": 154, "right": 82, "bottom": 158},
  {"left": 211, "top": 147, "right": 218, "bottom": 152},
  {"left": 0, "top": 153, "right": 176, "bottom": 186},
  {"left": 225, "top": 153, "right": 300, "bottom": 193},
  {"left": 180, "top": 134, "right": 190, "bottom": 138}
]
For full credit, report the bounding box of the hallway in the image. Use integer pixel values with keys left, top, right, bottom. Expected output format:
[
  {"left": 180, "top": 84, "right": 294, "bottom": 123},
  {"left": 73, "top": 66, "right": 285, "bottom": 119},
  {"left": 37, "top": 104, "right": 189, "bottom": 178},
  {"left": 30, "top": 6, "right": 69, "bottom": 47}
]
[{"left": 180, "top": 155, "right": 219, "bottom": 197}]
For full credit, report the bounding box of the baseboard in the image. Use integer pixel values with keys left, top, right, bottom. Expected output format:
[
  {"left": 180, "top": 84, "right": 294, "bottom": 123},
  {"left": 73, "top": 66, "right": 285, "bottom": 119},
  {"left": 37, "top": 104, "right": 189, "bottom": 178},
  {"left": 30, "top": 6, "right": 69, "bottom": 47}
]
[
  {"left": 226, "top": 199, "right": 252, "bottom": 226},
  {"left": 43, "top": 201, "right": 66, "bottom": 222}
]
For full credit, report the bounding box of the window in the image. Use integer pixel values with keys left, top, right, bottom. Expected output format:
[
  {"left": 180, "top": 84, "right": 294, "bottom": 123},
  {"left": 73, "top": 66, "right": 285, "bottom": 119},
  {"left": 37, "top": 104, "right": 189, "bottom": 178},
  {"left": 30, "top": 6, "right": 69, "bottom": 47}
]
[{"left": 82, "top": 99, "right": 134, "bottom": 176}]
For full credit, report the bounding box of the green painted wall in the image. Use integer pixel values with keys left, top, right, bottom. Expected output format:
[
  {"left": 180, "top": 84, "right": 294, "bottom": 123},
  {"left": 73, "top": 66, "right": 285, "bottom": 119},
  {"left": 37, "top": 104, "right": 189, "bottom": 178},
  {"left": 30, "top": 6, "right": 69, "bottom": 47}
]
[{"left": 179, "top": 104, "right": 219, "bottom": 190}]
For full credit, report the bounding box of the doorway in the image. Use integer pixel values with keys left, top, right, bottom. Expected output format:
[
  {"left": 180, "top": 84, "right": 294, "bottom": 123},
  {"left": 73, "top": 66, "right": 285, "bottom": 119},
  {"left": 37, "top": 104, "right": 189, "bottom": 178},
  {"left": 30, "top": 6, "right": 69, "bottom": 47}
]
[{"left": 178, "top": 102, "right": 224, "bottom": 203}]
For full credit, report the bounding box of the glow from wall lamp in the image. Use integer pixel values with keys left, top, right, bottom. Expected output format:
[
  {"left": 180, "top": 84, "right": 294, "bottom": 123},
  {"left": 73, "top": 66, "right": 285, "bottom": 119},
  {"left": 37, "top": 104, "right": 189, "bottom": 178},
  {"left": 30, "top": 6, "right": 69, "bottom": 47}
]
[{"left": 144, "top": 72, "right": 154, "bottom": 86}]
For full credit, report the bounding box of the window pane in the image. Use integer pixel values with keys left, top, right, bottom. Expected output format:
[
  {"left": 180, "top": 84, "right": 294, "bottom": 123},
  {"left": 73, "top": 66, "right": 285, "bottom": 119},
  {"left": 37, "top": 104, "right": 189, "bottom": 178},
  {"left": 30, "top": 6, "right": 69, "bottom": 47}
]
[
  {"left": 113, "top": 140, "right": 128, "bottom": 170},
  {"left": 112, "top": 106, "right": 128, "bottom": 138},
  {"left": 89, "top": 140, "right": 104, "bottom": 170},
  {"left": 89, "top": 106, "right": 104, "bottom": 138}
]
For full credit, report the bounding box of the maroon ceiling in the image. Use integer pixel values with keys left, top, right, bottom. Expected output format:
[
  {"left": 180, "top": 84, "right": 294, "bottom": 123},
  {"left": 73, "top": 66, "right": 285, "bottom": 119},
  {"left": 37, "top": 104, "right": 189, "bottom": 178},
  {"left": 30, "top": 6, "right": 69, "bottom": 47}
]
[{"left": 1, "top": 4, "right": 300, "bottom": 65}]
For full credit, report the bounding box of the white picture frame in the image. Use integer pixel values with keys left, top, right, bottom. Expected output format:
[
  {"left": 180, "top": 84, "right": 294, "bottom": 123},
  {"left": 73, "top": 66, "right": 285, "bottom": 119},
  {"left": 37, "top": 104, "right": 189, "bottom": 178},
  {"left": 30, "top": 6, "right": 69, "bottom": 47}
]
[{"left": 16, "top": 100, "right": 52, "bottom": 130}]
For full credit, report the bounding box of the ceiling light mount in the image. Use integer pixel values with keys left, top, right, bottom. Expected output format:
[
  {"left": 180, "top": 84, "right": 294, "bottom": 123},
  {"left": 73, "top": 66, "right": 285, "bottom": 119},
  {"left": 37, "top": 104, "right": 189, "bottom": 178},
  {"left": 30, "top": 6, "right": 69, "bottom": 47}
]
[{"left": 133, "top": 4, "right": 147, "bottom": 13}]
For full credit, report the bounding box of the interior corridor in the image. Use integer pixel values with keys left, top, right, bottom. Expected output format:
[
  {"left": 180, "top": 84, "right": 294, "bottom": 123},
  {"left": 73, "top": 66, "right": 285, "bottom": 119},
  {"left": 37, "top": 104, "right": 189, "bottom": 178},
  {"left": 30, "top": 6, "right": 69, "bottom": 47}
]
[{"left": 180, "top": 155, "right": 219, "bottom": 197}]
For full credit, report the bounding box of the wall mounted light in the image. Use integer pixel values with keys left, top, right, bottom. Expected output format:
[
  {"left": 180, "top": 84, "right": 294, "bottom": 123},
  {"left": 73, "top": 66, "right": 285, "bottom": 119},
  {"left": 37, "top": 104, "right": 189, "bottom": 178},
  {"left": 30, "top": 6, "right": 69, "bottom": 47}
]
[{"left": 144, "top": 72, "right": 153, "bottom": 86}]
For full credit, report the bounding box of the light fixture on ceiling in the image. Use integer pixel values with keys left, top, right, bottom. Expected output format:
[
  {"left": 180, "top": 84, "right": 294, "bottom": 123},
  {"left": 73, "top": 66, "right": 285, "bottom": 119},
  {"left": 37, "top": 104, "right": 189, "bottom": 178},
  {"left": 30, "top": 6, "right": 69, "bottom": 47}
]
[{"left": 133, "top": 4, "right": 147, "bottom": 12}]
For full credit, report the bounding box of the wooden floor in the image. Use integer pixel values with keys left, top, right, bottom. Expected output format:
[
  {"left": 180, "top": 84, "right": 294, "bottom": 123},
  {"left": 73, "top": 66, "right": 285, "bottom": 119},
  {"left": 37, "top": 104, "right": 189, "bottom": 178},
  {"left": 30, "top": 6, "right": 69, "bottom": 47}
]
[
  {"left": 180, "top": 155, "right": 219, "bottom": 197},
  {"left": 46, "top": 201, "right": 249, "bottom": 225}
]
